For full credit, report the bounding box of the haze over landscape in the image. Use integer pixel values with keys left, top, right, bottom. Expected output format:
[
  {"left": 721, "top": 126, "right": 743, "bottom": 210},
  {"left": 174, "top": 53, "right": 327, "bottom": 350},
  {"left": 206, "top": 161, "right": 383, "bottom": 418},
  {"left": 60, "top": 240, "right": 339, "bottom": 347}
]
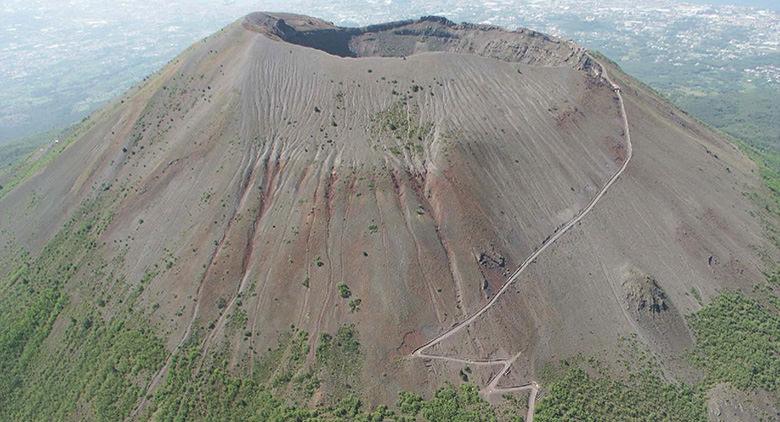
[
  {"left": 0, "top": 2, "right": 778, "bottom": 422},
  {"left": 1, "top": 1, "right": 778, "bottom": 149}
]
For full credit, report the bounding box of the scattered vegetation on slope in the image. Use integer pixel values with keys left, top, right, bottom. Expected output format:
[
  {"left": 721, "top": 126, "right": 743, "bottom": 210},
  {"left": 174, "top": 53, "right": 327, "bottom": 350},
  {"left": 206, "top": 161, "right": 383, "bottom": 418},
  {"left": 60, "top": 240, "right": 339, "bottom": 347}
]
[
  {"left": 370, "top": 100, "right": 433, "bottom": 157},
  {"left": 337, "top": 282, "right": 352, "bottom": 299}
]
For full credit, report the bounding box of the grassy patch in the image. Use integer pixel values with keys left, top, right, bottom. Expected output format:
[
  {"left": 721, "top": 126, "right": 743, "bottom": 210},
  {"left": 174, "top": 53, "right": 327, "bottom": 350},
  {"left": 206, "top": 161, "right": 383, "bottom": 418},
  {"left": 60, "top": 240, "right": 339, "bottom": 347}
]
[
  {"left": 0, "top": 126, "right": 84, "bottom": 200},
  {"left": 0, "top": 128, "right": 63, "bottom": 174},
  {"left": 739, "top": 142, "right": 780, "bottom": 210}
]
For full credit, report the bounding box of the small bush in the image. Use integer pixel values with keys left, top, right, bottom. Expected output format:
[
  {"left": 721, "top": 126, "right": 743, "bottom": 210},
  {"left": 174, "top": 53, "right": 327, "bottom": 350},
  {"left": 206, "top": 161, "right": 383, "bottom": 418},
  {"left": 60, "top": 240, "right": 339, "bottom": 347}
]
[
  {"left": 338, "top": 283, "right": 351, "bottom": 299},
  {"left": 349, "top": 298, "right": 361, "bottom": 313}
]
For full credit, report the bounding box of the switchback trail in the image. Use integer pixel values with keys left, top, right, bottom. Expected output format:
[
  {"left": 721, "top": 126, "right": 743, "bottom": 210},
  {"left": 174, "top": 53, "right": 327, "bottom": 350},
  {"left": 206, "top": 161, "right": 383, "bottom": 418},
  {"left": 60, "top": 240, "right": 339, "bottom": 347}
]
[{"left": 410, "top": 53, "right": 632, "bottom": 422}]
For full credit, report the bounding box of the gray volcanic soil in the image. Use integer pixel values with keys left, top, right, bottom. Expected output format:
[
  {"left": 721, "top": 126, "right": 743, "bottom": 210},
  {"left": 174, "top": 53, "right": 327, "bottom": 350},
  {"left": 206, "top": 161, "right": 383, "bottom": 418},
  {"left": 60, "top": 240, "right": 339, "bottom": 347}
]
[{"left": 0, "top": 12, "right": 776, "bottom": 409}]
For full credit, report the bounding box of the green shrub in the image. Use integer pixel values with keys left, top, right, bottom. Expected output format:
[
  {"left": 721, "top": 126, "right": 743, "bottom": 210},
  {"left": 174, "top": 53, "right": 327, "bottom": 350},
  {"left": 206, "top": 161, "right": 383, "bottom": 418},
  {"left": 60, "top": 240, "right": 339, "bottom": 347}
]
[
  {"left": 338, "top": 283, "right": 352, "bottom": 299},
  {"left": 349, "top": 298, "right": 362, "bottom": 313}
]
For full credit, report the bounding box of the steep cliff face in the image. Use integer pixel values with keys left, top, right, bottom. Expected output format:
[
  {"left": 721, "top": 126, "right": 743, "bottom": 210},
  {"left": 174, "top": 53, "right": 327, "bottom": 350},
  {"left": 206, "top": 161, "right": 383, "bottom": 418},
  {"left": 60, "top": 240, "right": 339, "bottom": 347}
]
[{"left": 0, "top": 12, "right": 775, "bottom": 419}]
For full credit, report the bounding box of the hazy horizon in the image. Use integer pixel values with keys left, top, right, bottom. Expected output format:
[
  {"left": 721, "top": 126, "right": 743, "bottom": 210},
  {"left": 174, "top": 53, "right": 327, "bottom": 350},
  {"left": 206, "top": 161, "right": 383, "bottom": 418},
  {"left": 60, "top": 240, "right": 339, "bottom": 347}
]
[{"left": 1, "top": 0, "right": 778, "bottom": 144}]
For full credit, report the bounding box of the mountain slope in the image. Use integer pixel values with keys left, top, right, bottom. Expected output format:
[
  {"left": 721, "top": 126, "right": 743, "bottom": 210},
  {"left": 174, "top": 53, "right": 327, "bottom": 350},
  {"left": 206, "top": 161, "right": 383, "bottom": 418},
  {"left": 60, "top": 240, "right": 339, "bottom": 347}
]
[{"left": 0, "top": 12, "right": 776, "bottom": 421}]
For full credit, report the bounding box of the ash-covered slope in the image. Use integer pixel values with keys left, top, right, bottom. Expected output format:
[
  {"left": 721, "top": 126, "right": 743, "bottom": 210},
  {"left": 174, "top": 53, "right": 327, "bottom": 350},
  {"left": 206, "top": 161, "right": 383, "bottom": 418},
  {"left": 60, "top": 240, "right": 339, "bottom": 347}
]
[{"left": 0, "top": 12, "right": 775, "bottom": 420}]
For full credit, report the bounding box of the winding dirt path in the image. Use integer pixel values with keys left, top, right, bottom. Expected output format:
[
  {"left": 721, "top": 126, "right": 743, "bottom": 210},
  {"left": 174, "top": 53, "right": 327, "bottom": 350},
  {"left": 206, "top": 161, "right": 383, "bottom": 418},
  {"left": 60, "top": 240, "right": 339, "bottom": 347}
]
[{"left": 410, "top": 54, "right": 632, "bottom": 422}]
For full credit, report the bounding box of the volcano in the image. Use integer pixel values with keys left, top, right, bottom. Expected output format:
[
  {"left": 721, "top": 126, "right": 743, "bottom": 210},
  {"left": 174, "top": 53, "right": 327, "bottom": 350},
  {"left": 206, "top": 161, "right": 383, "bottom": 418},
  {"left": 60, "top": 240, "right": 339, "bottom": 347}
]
[{"left": 0, "top": 12, "right": 776, "bottom": 421}]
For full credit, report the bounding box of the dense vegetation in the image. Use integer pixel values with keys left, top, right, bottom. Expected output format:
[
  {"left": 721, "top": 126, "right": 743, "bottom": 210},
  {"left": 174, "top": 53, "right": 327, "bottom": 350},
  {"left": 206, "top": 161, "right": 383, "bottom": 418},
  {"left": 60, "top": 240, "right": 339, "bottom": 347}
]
[
  {"left": 153, "top": 343, "right": 377, "bottom": 421},
  {"left": 0, "top": 196, "right": 167, "bottom": 420},
  {"left": 398, "top": 384, "right": 500, "bottom": 422},
  {"left": 536, "top": 366, "right": 705, "bottom": 422},
  {"left": 688, "top": 291, "right": 780, "bottom": 392},
  {"left": 670, "top": 84, "right": 779, "bottom": 154},
  {"left": 149, "top": 325, "right": 505, "bottom": 421},
  {"left": 535, "top": 340, "right": 707, "bottom": 422}
]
